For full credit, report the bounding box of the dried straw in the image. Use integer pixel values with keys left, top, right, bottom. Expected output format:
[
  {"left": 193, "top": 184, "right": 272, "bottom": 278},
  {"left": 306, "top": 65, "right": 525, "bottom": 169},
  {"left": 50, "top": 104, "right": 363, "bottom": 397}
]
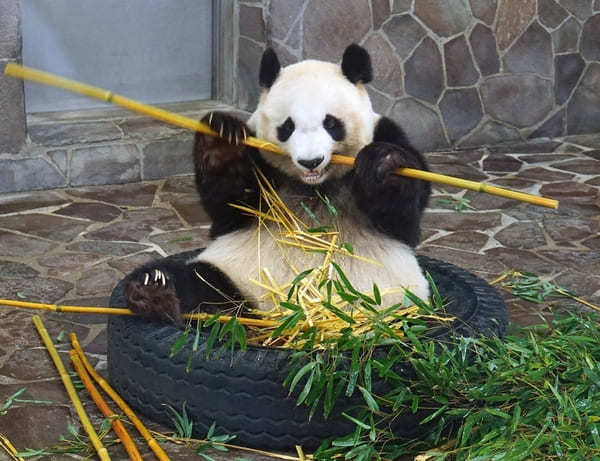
[
  {"left": 31, "top": 315, "right": 111, "bottom": 461},
  {"left": 69, "top": 333, "right": 172, "bottom": 461},
  {"left": 69, "top": 350, "right": 143, "bottom": 461},
  {"left": 3, "top": 63, "right": 558, "bottom": 209}
]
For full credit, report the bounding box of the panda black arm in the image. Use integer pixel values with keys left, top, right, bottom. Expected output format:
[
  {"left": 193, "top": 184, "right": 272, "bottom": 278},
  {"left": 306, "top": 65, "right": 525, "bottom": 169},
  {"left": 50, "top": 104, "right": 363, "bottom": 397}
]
[
  {"left": 193, "top": 112, "right": 265, "bottom": 238},
  {"left": 352, "top": 116, "right": 431, "bottom": 247}
]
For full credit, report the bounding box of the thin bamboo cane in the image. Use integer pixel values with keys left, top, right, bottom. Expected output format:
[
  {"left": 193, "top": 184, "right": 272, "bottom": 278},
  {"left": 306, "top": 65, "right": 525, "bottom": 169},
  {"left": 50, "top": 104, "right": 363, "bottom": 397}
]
[
  {"left": 69, "top": 351, "right": 143, "bottom": 461},
  {"left": 3, "top": 63, "right": 558, "bottom": 209},
  {"left": 69, "top": 333, "right": 172, "bottom": 461},
  {"left": 0, "top": 298, "right": 279, "bottom": 328},
  {"left": 31, "top": 315, "right": 111, "bottom": 461},
  {"left": 0, "top": 434, "right": 24, "bottom": 461}
]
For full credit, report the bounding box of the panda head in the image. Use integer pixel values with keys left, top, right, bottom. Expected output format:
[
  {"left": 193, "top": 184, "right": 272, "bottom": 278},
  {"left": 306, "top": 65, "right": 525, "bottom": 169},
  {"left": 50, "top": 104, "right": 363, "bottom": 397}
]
[{"left": 247, "top": 44, "right": 379, "bottom": 185}]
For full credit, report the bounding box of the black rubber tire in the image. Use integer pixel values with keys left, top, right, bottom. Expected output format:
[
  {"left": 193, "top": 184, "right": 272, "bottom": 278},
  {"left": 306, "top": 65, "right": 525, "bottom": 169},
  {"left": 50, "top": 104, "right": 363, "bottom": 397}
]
[{"left": 107, "top": 251, "right": 506, "bottom": 450}]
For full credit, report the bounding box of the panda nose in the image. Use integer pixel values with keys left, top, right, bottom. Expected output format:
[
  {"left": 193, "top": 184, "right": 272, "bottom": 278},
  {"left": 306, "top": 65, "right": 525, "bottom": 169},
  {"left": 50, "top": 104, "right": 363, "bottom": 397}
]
[{"left": 298, "top": 157, "right": 324, "bottom": 170}]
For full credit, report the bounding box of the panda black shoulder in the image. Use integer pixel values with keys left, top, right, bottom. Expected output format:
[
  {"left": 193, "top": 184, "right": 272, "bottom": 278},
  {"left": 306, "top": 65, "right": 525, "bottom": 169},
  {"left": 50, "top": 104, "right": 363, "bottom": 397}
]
[{"left": 372, "top": 116, "right": 413, "bottom": 149}]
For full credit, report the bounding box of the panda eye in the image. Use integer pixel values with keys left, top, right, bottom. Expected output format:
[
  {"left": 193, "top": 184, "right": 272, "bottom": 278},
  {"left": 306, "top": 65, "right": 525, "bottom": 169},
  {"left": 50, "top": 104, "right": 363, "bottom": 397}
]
[
  {"left": 323, "top": 114, "right": 345, "bottom": 141},
  {"left": 277, "top": 117, "right": 295, "bottom": 142}
]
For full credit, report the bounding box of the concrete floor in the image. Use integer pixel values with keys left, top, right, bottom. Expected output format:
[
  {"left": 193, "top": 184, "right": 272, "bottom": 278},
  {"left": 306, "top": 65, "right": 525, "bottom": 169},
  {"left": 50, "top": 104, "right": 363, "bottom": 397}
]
[{"left": 1, "top": 135, "right": 599, "bottom": 460}]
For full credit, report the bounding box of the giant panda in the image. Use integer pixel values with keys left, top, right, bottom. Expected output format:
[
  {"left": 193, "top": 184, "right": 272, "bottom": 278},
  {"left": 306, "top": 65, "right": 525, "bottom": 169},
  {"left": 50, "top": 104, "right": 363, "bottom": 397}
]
[{"left": 126, "top": 44, "right": 431, "bottom": 323}]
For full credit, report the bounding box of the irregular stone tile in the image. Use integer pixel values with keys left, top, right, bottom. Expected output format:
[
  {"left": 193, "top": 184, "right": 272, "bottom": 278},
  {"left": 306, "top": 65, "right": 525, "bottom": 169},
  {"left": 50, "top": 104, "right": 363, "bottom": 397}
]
[
  {"left": 0, "top": 406, "right": 75, "bottom": 451},
  {"left": 150, "top": 228, "right": 212, "bottom": 254},
  {"left": 372, "top": 0, "right": 391, "bottom": 28},
  {"left": 488, "top": 140, "right": 561, "bottom": 153},
  {"left": 585, "top": 236, "right": 600, "bottom": 249},
  {"left": 544, "top": 217, "right": 598, "bottom": 244},
  {"left": 60, "top": 297, "right": 111, "bottom": 323},
  {"left": 0, "top": 191, "right": 67, "bottom": 215},
  {"left": 459, "top": 121, "right": 521, "bottom": 148},
  {"left": 107, "top": 251, "right": 163, "bottom": 274},
  {"left": 71, "top": 144, "right": 141, "bottom": 186},
  {"left": 383, "top": 14, "right": 427, "bottom": 60},
  {"left": 484, "top": 247, "right": 554, "bottom": 274},
  {"left": 85, "top": 328, "right": 108, "bottom": 355},
  {"left": 540, "top": 181, "right": 599, "bottom": 204},
  {"left": 517, "top": 153, "right": 574, "bottom": 163},
  {"left": 495, "top": 222, "right": 547, "bottom": 249},
  {"left": 427, "top": 149, "right": 486, "bottom": 164},
  {"left": 439, "top": 89, "right": 483, "bottom": 143},
  {"left": 47, "top": 149, "right": 68, "bottom": 176},
  {"left": 581, "top": 14, "right": 600, "bottom": 61},
  {"left": 553, "top": 159, "right": 600, "bottom": 175},
  {"left": 490, "top": 177, "right": 538, "bottom": 190},
  {"left": 239, "top": 4, "right": 265, "bottom": 42},
  {"left": 271, "top": 41, "right": 299, "bottom": 68},
  {"left": 481, "top": 74, "right": 553, "bottom": 128},
  {"left": 444, "top": 36, "right": 479, "bottom": 87},
  {"left": 119, "top": 118, "right": 187, "bottom": 140},
  {"left": 428, "top": 163, "right": 488, "bottom": 182},
  {"left": 237, "top": 37, "right": 263, "bottom": 111},
  {"left": 418, "top": 246, "right": 506, "bottom": 274},
  {"left": 414, "top": 0, "right": 470, "bottom": 37},
  {"left": 567, "top": 63, "right": 600, "bottom": 135},
  {"left": 422, "top": 211, "right": 501, "bottom": 231},
  {"left": 124, "top": 207, "right": 184, "bottom": 230},
  {"left": 66, "top": 182, "right": 158, "bottom": 207},
  {"left": 562, "top": 134, "right": 600, "bottom": 149},
  {"left": 404, "top": 37, "right": 444, "bottom": 104},
  {"left": 271, "top": 1, "right": 305, "bottom": 41},
  {"left": 37, "top": 252, "right": 108, "bottom": 278},
  {"left": 162, "top": 174, "right": 197, "bottom": 194},
  {"left": 366, "top": 87, "right": 393, "bottom": 115},
  {"left": 390, "top": 99, "right": 448, "bottom": 152},
  {"left": 28, "top": 121, "right": 122, "bottom": 146},
  {"left": 538, "top": 0, "right": 569, "bottom": 28},
  {"left": 555, "top": 54, "right": 585, "bottom": 105},
  {"left": 470, "top": 24, "right": 500, "bottom": 76},
  {"left": 0, "top": 231, "right": 58, "bottom": 257},
  {"left": 469, "top": 0, "right": 497, "bottom": 25},
  {"left": 0, "top": 157, "right": 66, "bottom": 194},
  {"left": 393, "top": 0, "right": 413, "bottom": 12},
  {"left": 0, "top": 261, "right": 39, "bottom": 278},
  {"left": 426, "top": 231, "right": 489, "bottom": 251},
  {"left": 558, "top": 0, "right": 593, "bottom": 20},
  {"left": 363, "top": 32, "right": 403, "bottom": 96},
  {"left": 554, "top": 271, "right": 600, "bottom": 301},
  {"left": 595, "top": 0, "right": 600, "bottom": 11},
  {"left": 54, "top": 202, "right": 121, "bottom": 223},
  {"left": 0, "top": 213, "right": 88, "bottom": 242},
  {"left": 142, "top": 137, "right": 195, "bottom": 180},
  {"left": 84, "top": 220, "right": 156, "bottom": 242},
  {"left": 1, "top": 382, "right": 71, "bottom": 408},
  {"left": 463, "top": 190, "right": 516, "bottom": 210},
  {"left": 504, "top": 21, "right": 553, "bottom": 77},
  {"left": 495, "top": 0, "right": 536, "bottom": 50},
  {"left": 303, "top": 0, "right": 371, "bottom": 61},
  {"left": 482, "top": 156, "right": 523, "bottom": 172},
  {"left": 529, "top": 110, "right": 566, "bottom": 139},
  {"left": 76, "top": 266, "right": 122, "bottom": 296},
  {"left": 539, "top": 249, "right": 600, "bottom": 273},
  {"left": 584, "top": 150, "right": 600, "bottom": 160},
  {"left": 518, "top": 167, "right": 574, "bottom": 182},
  {"left": 0, "top": 276, "right": 73, "bottom": 303},
  {"left": 66, "top": 240, "right": 149, "bottom": 256},
  {"left": 552, "top": 17, "right": 581, "bottom": 53},
  {"left": 170, "top": 195, "right": 211, "bottom": 226}
]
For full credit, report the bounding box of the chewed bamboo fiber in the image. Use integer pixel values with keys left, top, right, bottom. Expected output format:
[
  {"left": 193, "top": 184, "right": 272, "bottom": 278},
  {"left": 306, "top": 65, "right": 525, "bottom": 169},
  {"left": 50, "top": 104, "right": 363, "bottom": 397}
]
[
  {"left": 3, "top": 63, "right": 558, "bottom": 209},
  {"left": 69, "top": 351, "right": 143, "bottom": 461},
  {"left": 31, "top": 315, "right": 111, "bottom": 461},
  {"left": 69, "top": 334, "right": 172, "bottom": 461}
]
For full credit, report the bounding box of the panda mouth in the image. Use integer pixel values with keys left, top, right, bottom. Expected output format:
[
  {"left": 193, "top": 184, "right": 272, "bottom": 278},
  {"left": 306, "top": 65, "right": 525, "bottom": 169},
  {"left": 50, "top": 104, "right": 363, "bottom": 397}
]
[{"left": 301, "top": 168, "right": 327, "bottom": 185}]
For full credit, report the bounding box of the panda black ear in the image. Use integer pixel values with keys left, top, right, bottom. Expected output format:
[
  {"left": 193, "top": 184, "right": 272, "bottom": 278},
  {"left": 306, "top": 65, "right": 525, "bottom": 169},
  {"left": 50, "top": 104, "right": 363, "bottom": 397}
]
[
  {"left": 259, "top": 48, "right": 281, "bottom": 89},
  {"left": 341, "top": 44, "right": 373, "bottom": 84}
]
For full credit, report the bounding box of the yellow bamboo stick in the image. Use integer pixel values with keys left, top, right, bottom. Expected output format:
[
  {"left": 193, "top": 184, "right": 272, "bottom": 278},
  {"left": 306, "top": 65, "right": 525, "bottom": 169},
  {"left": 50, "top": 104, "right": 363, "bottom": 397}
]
[
  {"left": 0, "top": 434, "right": 24, "bottom": 461},
  {"left": 69, "top": 351, "right": 143, "bottom": 461},
  {"left": 3, "top": 63, "right": 558, "bottom": 209},
  {"left": 69, "top": 334, "right": 171, "bottom": 461},
  {"left": 31, "top": 315, "right": 111, "bottom": 461}
]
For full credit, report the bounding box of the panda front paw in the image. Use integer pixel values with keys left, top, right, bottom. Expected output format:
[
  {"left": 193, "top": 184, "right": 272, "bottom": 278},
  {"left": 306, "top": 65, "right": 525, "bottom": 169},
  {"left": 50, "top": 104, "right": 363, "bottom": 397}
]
[
  {"left": 203, "top": 112, "right": 249, "bottom": 146},
  {"left": 126, "top": 269, "right": 183, "bottom": 324}
]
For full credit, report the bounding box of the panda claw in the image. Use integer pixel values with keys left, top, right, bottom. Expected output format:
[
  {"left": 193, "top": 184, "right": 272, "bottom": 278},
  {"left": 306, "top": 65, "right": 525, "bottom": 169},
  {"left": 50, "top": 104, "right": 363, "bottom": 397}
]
[{"left": 143, "top": 273, "right": 150, "bottom": 286}]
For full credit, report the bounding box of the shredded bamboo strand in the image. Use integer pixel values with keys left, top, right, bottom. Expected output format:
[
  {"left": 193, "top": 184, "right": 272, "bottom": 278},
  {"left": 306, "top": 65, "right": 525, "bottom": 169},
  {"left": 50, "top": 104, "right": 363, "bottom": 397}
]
[
  {"left": 3, "top": 63, "right": 558, "bottom": 209},
  {"left": 0, "top": 434, "right": 24, "bottom": 461},
  {"left": 31, "top": 316, "right": 111, "bottom": 461},
  {"left": 69, "top": 333, "right": 172, "bottom": 461},
  {"left": 69, "top": 351, "right": 143, "bottom": 461}
]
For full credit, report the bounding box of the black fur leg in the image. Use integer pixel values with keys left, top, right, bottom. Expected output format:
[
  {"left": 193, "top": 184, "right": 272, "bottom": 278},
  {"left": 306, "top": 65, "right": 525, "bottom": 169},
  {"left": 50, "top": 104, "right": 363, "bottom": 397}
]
[
  {"left": 353, "top": 142, "right": 431, "bottom": 247},
  {"left": 125, "top": 256, "right": 250, "bottom": 324}
]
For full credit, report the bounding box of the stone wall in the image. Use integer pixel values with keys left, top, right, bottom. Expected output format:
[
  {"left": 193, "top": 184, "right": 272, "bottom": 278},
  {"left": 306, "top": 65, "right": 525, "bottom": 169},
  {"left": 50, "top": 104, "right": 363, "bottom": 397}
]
[{"left": 235, "top": 0, "right": 600, "bottom": 152}]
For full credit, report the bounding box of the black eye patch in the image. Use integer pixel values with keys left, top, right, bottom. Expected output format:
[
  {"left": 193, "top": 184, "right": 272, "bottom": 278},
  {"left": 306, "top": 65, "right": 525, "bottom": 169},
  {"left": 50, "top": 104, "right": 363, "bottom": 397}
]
[
  {"left": 323, "top": 114, "right": 345, "bottom": 141},
  {"left": 277, "top": 117, "right": 295, "bottom": 142}
]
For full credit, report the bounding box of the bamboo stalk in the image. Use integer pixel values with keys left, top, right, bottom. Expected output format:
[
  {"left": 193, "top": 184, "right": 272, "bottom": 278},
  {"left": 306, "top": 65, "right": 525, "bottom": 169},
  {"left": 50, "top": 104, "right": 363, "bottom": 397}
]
[
  {"left": 0, "top": 434, "right": 24, "bottom": 461},
  {"left": 69, "top": 351, "right": 143, "bottom": 461},
  {"left": 69, "top": 333, "right": 172, "bottom": 461},
  {"left": 3, "top": 63, "right": 558, "bottom": 209},
  {"left": 31, "top": 315, "right": 111, "bottom": 461},
  {"left": 0, "top": 298, "right": 279, "bottom": 328}
]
